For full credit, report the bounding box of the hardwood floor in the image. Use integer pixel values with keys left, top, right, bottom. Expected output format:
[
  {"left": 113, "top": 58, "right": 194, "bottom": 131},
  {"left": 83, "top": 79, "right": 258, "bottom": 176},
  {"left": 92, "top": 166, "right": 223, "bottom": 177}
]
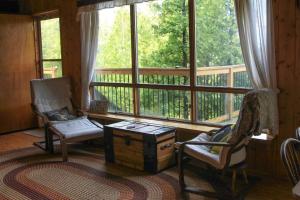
[
  {"left": 0, "top": 131, "right": 294, "bottom": 200},
  {"left": 247, "top": 178, "right": 293, "bottom": 200},
  {"left": 0, "top": 131, "right": 41, "bottom": 153}
]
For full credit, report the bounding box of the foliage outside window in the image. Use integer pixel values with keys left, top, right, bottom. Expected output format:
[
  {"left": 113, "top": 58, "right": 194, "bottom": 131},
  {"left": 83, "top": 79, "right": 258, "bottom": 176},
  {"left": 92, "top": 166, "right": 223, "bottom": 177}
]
[
  {"left": 92, "top": 0, "right": 252, "bottom": 125},
  {"left": 39, "top": 18, "right": 63, "bottom": 78}
]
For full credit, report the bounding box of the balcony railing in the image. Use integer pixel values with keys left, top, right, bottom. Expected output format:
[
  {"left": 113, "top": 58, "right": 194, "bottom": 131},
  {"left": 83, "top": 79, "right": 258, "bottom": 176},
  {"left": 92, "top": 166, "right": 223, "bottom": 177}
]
[
  {"left": 44, "top": 66, "right": 58, "bottom": 78},
  {"left": 91, "top": 64, "right": 251, "bottom": 124}
]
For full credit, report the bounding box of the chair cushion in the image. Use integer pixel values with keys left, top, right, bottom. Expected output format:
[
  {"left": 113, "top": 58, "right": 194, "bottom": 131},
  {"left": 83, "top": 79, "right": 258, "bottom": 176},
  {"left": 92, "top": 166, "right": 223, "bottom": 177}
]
[
  {"left": 210, "top": 133, "right": 232, "bottom": 154},
  {"left": 50, "top": 117, "right": 103, "bottom": 140},
  {"left": 229, "top": 147, "right": 246, "bottom": 166},
  {"left": 176, "top": 133, "right": 246, "bottom": 169},
  {"left": 44, "top": 107, "right": 77, "bottom": 121},
  {"left": 210, "top": 125, "right": 233, "bottom": 142},
  {"left": 184, "top": 133, "right": 221, "bottom": 168},
  {"left": 175, "top": 133, "right": 211, "bottom": 151}
]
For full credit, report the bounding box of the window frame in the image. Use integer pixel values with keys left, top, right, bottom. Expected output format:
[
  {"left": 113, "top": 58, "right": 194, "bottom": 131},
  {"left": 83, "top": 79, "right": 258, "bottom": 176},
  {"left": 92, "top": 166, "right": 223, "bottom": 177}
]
[
  {"left": 34, "top": 10, "right": 63, "bottom": 79},
  {"left": 90, "top": 0, "right": 251, "bottom": 126}
]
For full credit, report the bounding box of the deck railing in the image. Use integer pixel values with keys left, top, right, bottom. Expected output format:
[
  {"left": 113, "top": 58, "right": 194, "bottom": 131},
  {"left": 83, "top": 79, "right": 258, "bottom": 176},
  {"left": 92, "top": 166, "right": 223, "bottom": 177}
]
[
  {"left": 43, "top": 66, "right": 58, "bottom": 78},
  {"left": 91, "top": 64, "right": 251, "bottom": 123}
]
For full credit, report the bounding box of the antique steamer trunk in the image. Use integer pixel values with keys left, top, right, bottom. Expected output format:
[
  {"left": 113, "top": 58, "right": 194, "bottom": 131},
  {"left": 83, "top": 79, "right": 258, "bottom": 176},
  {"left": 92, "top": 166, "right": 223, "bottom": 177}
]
[{"left": 104, "top": 121, "right": 176, "bottom": 173}]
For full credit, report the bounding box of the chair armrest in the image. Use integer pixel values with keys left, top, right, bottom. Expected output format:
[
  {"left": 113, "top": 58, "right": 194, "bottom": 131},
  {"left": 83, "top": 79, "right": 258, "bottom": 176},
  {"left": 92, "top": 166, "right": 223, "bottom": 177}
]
[
  {"left": 31, "top": 105, "right": 49, "bottom": 124},
  {"left": 90, "top": 120, "right": 104, "bottom": 129},
  {"left": 177, "top": 141, "right": 233, "bottom": 161},
  {"left": 179, "top": 141, "right": 232, "bottom": 147},
  {"left": 207, "top": 129, "right": 219, "bottom": 135},
  {"left": 77, "top": 109, "right": 87, "bottom": 116}
]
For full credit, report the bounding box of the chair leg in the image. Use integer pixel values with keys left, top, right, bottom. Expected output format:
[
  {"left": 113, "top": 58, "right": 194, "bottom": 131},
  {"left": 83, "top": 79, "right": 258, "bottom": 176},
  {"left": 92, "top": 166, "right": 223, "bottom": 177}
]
[
  {"left": 178, "top": 160, "right": 185, "bottom": 191},
  {"left": 61, "top": 141, "right": 68, "bottom": 162},
  {"left": 178, "top": 151, "right": 186, "bottom": 192},
  {"left": 232, "top": 169, "right": 237, "bottom": 192},
  {"left": 242, "top": 169, "right": 248, "bottom": 184}
]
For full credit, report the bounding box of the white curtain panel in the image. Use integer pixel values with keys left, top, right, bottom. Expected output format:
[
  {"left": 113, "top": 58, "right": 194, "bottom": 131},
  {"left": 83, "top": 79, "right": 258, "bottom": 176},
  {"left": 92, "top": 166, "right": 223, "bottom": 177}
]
[
  {"left": 78, "top": 0, "right": 155, "bottom": 13},
  {"left": 80, "top": 11, "right": 99, "bottom": 110},
  {"left": 235, "top": 0, "right": 279, "bottom": 135}
]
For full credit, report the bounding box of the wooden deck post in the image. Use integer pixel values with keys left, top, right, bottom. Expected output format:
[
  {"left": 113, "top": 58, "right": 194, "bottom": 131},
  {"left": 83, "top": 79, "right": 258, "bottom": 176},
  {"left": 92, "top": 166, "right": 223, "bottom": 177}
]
[{"left": 226, "top": 67, "right": 234, "bottom": 120}]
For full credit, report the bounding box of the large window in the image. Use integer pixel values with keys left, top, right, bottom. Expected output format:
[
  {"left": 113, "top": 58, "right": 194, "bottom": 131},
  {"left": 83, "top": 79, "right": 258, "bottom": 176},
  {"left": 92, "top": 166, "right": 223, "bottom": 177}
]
[
  {"left": 37, "top": 16, "right": 62, "bottom": 78},
  {"left": 93, "top": 0, "right": 251, "bottom": 124}
]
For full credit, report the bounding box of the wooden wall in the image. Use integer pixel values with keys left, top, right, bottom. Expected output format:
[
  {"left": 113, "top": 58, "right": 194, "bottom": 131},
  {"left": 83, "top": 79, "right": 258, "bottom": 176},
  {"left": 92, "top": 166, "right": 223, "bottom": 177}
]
[
  {"left": 0, "top": 14, "right": 37, "bottom": 133},
  {"left": 21, "top": 0, "right": 300, "bottom": 177},
  {"left": 275, "top": 0, "right": 299, "bottom": 177}
]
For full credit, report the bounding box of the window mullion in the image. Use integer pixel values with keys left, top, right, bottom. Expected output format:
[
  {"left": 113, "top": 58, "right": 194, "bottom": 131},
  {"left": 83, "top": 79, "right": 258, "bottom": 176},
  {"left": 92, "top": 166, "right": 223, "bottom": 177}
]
[
  {"left": 130, "top": 4, "right": 139, "bottom": 117},
  {"left": 35, "top": 18, "right": 43, "bottom": 78},
  {"left": 189, "top": 0, "right": 197, "bottom": 123}
]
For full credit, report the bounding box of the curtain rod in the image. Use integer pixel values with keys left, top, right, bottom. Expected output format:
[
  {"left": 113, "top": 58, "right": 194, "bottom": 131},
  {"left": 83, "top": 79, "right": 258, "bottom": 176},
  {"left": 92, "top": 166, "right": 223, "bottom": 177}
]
[{"left": 77, "top": 0, "right": 111, "bottom": 7}]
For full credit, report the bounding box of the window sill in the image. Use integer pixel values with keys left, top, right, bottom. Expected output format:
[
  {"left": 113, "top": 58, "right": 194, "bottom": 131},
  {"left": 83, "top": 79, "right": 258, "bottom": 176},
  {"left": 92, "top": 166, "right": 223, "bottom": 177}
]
[
  {"left": 88, "top": 113, "right": 275, "bottom": 141},
  {"left": 252, "top": 134, "right": 275, "bottom": 141},
  {"left": 88, "top": 113, "right": 217, "bottom": 133}
]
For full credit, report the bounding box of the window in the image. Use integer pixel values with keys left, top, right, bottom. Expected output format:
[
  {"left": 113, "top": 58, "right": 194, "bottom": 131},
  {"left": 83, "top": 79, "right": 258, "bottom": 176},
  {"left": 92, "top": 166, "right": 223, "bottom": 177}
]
[
  {"left": 94, "top": 6, "right": 133, "bottom": 114},
  {"left": 37, "top": 17, "right": 62, "bottom": 78},
  {"left": 194, "top": 0, "right": 251, "bottom": 124},
  {"left": 93, "top": 0, "right": 251, "bottom": 125}
]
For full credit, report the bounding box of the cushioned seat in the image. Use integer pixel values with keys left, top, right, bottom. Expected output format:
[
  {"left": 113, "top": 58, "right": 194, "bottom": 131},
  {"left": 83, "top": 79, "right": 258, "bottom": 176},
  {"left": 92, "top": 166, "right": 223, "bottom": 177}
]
[
  {"left": 177, "top": 133, "right": 246, "bottom": 169},
  {"left": 183, "top": 133, "right": 218, "bottom": 167},
  {"left": 50, "top": 118, "right": 103, "bottom": 140}
]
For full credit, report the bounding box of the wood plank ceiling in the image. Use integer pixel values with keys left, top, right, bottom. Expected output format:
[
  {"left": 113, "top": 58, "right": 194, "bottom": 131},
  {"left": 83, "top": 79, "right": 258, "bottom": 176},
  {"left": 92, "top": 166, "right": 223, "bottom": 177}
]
[{"left": 0, "top": 0, "right": 19, "bottom": 13}]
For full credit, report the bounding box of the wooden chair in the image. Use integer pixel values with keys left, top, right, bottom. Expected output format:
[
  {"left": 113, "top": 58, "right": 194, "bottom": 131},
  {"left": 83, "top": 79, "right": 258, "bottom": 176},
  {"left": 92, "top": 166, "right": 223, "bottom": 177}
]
[
  {"left": 30, "top": 77, "right": 104, "bottom": 161},
  {"left": 280, "top": 137, "right": 300, "bottom": 186},
  {"left": 176, "top": 90, "right": 261, "bottom": 199}
]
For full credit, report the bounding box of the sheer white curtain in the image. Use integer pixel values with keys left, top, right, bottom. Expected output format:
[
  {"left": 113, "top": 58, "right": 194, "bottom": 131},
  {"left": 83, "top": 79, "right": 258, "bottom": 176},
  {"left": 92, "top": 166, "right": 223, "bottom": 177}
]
[
  {"left": 235, "top": 0, "right": 279, "bottom": 135},
  {"left": 78, "top": 0, "right": 155, "bottom": 13},
  {"left": 80, "top": 11, "right": 99, "bottom": 110}
]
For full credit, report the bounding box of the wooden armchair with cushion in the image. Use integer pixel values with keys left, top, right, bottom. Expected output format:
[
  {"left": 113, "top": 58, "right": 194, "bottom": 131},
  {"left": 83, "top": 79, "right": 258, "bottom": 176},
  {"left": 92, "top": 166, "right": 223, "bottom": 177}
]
[
  {"left": 176, "top": 90, "right": 261, "bottom": 199},
  {"left": 30, "top": 77, "right": 104, "bottom": 161}
]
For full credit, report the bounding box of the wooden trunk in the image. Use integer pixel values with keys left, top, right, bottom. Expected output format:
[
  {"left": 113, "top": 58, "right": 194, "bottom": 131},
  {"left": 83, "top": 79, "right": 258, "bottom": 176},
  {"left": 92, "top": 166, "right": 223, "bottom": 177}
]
[{"left": 104, "top": 121, "right": 176, "bottom": 173}]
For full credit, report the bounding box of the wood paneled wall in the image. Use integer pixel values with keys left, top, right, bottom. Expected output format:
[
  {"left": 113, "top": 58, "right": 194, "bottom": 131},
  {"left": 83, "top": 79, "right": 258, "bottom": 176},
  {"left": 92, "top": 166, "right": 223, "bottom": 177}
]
[
  {"left": 21, "top": 0, "right": 300, "bottom": 177},
  {"left": 276, "top": 0, "right": 299, "bottom": 177},
  {"left": 0, "top": 14, "right": 37, "bottom": 133}
]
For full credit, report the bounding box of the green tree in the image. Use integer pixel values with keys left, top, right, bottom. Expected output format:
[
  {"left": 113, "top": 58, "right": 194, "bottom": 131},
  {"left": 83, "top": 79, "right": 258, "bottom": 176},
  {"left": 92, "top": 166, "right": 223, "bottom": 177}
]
[
  {"left": 196, "top": 0, "right": 243, "bottom": 67},
  {"left": 141, "top": 0, "right": 189, "bottom": 68},
  {"left": 41, "top": 18, "right": 61, "bottom": 59},
  {"left": 40, "top": 18, "right": 62, "bottom": 77},
  {"left": 137, "top": 12, "right": 161, "bottom": 68},
  {"left": 97, "top": 7, "right": 131, "bottom": 68}
]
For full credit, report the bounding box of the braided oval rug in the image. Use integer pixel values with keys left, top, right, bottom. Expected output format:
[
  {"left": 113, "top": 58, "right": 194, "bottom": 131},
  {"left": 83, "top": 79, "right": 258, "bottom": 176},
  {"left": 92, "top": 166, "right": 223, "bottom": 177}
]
[{"left": 0, "top": 147, "right": 208, "bottom": 200}]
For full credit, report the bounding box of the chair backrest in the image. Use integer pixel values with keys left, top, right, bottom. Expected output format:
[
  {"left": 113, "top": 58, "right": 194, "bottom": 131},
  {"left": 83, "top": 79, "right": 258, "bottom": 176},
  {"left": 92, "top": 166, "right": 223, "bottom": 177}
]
[
  {"left": 230, "top": 90, "right": 261, "bottom": 144},
  {"left": 219, "top": 90, "right": 261, "bottom": 168},
  {"left": 281, "top": 138, "right": 300, "bottom": 186},
  {"left": 30, "top": 77, "right": 74, "bottom": 114},
  {"left": 296, "top": 127, "right": 300, "bottom": 140}
]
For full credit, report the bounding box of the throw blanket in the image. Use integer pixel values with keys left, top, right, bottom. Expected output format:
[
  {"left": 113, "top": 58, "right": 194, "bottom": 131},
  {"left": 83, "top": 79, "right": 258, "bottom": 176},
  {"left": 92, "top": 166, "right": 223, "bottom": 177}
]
[{"left": 256, "top": 88, "right": 279, "bottom": 136}]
